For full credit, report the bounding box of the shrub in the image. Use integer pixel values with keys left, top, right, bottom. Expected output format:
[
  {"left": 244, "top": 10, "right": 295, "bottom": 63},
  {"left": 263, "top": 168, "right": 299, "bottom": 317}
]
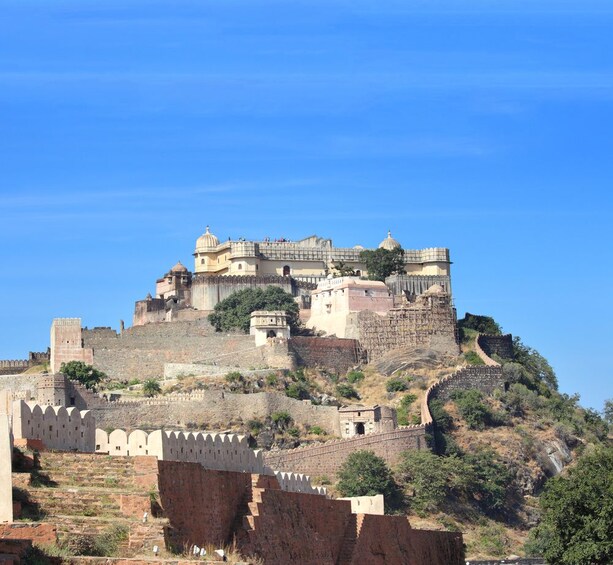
[
  {"left": 458, "top": 313, "right": 502, "bottom": 336},
  {"left": 287, "top": 427, "right": 300, "bottom": 438},
  {"left": 142, "top": 379, "right": 161, "bottom": 397},
  {"left": 336, "top": 383, "right": 359, "bottom": 400},
  {"left": 247, "top": 420, "right": 263, "bottom": 434},
  {"left": 347, "top": 370, "right": 365, "bottom": 384},
  {"left": 386, "top": 378, "right": 408, "bottom": 393},
  {"left": 309, "top": 425, "right": 325, "bottom": 435},
  {"left": 397, "top": 393, "right": 417, "bottom": 426},
  {"left": 271, "top": 411, "right": 292, "bottom": 429},
  {"left": 265, "top": 373, "right": 278, "bottom": 386},
  {"left": 396, "top": 450, "right": 449, "bottom": 514},
  {"left": 451, "top": 389, "right": 494, "bottom": 430},
  {"left": 286, "top": 382, "right": 310, "bottom": 400},
  {"left": 337, "top": 450, "right": 403, "bottom": 511},
  {"left": 225, "top": 371, "right": 244, "bottom": 383},
  {"left": 464, "top": 351, "right": 485, "bottom": 366}
]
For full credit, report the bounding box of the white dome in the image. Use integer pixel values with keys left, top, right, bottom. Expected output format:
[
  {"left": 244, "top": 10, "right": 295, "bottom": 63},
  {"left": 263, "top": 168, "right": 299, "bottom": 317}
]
[
  {"left": 195, "top": 226, "right": 220, "bottom": 252},
  {"left": 378, "top": 230, "right": 401, "bottom": 251}
]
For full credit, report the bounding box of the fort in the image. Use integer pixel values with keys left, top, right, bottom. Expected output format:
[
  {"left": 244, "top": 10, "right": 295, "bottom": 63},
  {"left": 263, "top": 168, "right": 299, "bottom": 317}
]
[{"left": 0, "top": 227, "right": 517, "bottom": 563}]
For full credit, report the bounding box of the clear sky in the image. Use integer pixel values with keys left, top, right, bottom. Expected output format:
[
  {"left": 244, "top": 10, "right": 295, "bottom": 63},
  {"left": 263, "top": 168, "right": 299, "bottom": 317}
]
[{"left": 1, "top": 0, "right": 611, "bottom": 411}]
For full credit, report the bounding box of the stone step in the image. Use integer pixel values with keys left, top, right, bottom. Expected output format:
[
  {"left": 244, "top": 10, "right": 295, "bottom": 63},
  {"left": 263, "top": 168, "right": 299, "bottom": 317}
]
[{"left": 28, "top": 489, "right": 124, "bottom": 518}]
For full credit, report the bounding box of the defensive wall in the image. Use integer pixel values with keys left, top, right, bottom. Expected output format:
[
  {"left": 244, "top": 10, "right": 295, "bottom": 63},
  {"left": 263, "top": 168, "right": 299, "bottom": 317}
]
[
  {"left": 81, "top": 319, "right": 294, "bottom": 380},
  {"left": 157, "top": 459, "right": 464, "bottom": 564},
  {"left": 420, "top": 335, "right": 508, "bottom": 429},
  {"left": 263, "top": 426, "right": 427, "bottom": 478},
  {"left": 190, "top": 274, "right": 315, "bottom": 311},
  {"left": 11, "top": 400, "right": 95, "bottom": 453},
  {"left": 0, "top": 351, "right": 49, "bottom": 376},
  {"left": 356, "top": 291, "right": 459, "bottom": 362},
  {"left": 95, "top": 428, "right": 324, "bottom": 496},
  {"left": 289, "top": 336, "right": 361, "bottom": 372},
  {"left": 87, "top": 389, "right": 342, "bottom": 434},
  {"left": 478, "top": 333, "right": 514, "bottom": 360}
]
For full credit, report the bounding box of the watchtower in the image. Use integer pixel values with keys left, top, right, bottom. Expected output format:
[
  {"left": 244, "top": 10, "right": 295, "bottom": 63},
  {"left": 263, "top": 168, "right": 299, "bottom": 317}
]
[{"left": 250, "top": 311, "right": 290, "bottom": 346}]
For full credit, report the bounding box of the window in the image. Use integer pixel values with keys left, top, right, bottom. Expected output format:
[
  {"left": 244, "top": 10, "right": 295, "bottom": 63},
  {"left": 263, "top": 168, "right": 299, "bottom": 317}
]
[{"left": 201, "top": 259, "right": 205, "bottom": 264}]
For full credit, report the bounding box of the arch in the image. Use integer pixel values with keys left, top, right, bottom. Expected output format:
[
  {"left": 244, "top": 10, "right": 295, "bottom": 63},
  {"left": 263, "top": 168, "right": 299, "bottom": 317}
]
[
  {"left": 282, "top": 265, "right": 291, "bottom": 277},
  {"left": 355, "top": 422, "right": 365, "bottom": 435},
  {"left": 266, "top": 330, "right": 277, "bottom": 338}
]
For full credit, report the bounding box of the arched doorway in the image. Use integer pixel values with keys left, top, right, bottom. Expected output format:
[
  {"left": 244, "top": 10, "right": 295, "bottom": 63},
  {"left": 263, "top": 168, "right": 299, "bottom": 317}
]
[
  {"left": 283, "top": 265, "right": 291, "bottom": 276},
  {"left": 267, "top": 330, "right": 277, "bottom": 338},
  {"left": 355, "top": 422, "right": 365, "bottom": 435}
]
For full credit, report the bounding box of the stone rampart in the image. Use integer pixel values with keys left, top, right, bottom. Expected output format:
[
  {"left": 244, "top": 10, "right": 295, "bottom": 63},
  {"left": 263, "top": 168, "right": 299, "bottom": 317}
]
[
  {"left": 81, "top": 319, "right": 290, "bottom": 380},
  {"left": 263, "top": 426, "right": 427, "bottom": 478},
  {"left": 420, "top": 336, "right": 508, "bottom": 427},
  {"left": 155, "top": 459, "right": 464, "bottom": 564},
  {"left": 12, "top": 400, "right": 95, "bottom": 453},
  {"left": 478, "top": 334, "right": 514, "bottom": 360},
  {"left": 289, "top": 336, "right": 360, "bottom": 372},
  {"left": 191, "top": 275, "right": 295, "bottom": 311},
  {"left": 90, "top": 389, "right": 341, "bottom": 435},
  {"left": 96, "top": 429, "right": 324, "bottom": 496},
  {"left": 0, "top": 360, "right": 28, "bottom": 376}
]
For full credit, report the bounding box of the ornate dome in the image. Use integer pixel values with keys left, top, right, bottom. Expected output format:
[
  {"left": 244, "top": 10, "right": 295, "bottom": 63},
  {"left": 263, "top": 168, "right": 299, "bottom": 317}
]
[
  {"left": 378, "top": 230, "right": 401, "bottom": 251},
  {"left": 170, "top": 261, "right": 188, "bottom": 273},
  {"left": 195, "top": 226, "right": 220, "bottom": 251}
]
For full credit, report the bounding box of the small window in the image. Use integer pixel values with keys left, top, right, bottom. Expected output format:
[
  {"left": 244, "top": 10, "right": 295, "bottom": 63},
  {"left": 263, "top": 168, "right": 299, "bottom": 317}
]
[
  {"left": 238, "top": 264, "right": 242, "bottom": 270},
  {"left": 201, "top": 258, "right": 205, "bottom": 264}
]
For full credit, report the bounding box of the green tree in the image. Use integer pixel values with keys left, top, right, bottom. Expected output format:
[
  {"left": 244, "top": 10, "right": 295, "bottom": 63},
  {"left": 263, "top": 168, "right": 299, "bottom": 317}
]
[
  {"left": 142, "top": 379, "right": 162, "bottom": 397},
  {"left": 358, "top": 247, "right": 405, "bottom": 282},
  {"left": 337, "top": 450, "right": 403, "bottom": 512},
  {"left": 208, "top": 286, "right": 300, "bottom": 333},
  {"left": 60, "top": 361, "right": 107, "bottom": 391},
  {"left": 396, "top": 450, "right": 450, "bottom": 513},
  {"left": 513, "top": 336, "right": 558, "bottom": 391},
  {"left": 457, "top": 313, "right": 502, "bottom": 336},
  {"left": 526, "top": 446, "right": 613, "bottom": 564}
]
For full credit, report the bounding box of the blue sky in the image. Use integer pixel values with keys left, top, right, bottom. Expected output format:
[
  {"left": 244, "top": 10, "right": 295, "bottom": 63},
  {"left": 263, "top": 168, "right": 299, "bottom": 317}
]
[{"left": 1, "top": 0, "right": 611, "bottom": 411}]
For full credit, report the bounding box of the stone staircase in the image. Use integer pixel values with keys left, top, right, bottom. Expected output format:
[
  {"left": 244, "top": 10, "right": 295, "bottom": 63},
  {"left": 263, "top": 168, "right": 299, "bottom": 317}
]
[
  {"left": 12, "top": 451, "right": 167, "bottom": 557},
  {"left": 336, "top": 513, "right": 364, "bottom": 565}
]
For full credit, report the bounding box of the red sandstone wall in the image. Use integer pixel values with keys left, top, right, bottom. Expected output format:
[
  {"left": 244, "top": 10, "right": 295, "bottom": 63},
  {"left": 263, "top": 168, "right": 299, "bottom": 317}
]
[
  {"left": 156, "top": 460, "right": 253, "bottom": 549},
  {"left": 155, "top": 461, "right": 464, "bottom": 565}
]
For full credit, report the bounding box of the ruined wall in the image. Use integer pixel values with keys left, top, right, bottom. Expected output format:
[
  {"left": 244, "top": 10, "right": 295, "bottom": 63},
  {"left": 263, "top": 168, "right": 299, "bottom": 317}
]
[
  {"left": 90, "top": 390, "right": 341, "bottom": 435},
  {"left": 478, "top": 334, "right": 514, "bottom": 360},
  {"left": 289, "top": 336, "right": 360, "bottom": 372},
  {"left": 263, "top": 426, "right": 427, "bottom": 479},
  {"left": 12, "top": 401, "right": 95, "bottom": 453},
  {"left": 357, "top": 294, "right": 458, "bottom": 362}
]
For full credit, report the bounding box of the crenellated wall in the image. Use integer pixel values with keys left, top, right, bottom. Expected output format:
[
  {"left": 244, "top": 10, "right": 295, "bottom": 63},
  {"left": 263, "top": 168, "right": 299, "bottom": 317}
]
[
  {"left": 11, "top": 400, "right": 95, "bottom": 453},
  {"left": 95, "top": 428, "right": 325, "bottom": 496},
  {"left": 478, "top": 334, "right": 514, "bottom": 360},
  {"left": 263, "top": 426, "right": 427, "bottom": 478},
  {"left": 420, "top": 335, "right": 508, "bottom": 430}
]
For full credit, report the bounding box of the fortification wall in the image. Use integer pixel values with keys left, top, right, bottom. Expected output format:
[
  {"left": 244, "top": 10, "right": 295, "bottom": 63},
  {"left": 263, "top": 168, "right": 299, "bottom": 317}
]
[
  {"left": 0, "top": 361, "right": 28, "bottom": 376},
  {"left": 12, "top": 400, "right": 95, "bottom": 453},
  {"left": 97, "top": 429, "right": 324, "bottom": 496},
  {"left": 478, "top": 334, "right": 514, "bottom": 360},
  {"left": 155, "top": 460, "right": 464, "bottom": 565},
  {"left": 263, "top": 426, "right": 426, "bottom": 478},
  {"left": 82, "top": 320, "right": 281, "bottom": 380},
  {"left": 357, "top": 298, "right": 459, "bottom": 362},
  {"left": 420, "top": 335, "right": 508, "bottom": 427},
  {"left": 91, "top": 390, "right": 341, "bottom": 435},
  {"left": 289, "top": 336, "right": 360, "bottom": 372},
  {"left": 191, "top": 275, "right": 295, "bottom": 311}
]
